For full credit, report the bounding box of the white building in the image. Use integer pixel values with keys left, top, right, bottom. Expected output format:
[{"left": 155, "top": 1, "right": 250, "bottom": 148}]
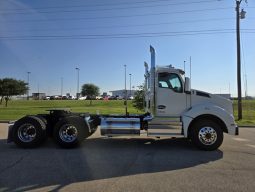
[{"left": 110, "top": 89, "right": 136, "bottom": 98}]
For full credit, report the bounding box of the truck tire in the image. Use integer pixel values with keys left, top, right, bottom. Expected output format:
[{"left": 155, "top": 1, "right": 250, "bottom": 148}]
[
  {"left": 35, "top": 115, "right": 48, "bottom": 125},
  {"left": 53, "top": 116, "right": 89, "bottom": 148},
  {"left": 12, "top": 116, "right": 47, "bottom": 148},
  {"left": 190, "top": 119, "right": 223, "bottom": 151}
]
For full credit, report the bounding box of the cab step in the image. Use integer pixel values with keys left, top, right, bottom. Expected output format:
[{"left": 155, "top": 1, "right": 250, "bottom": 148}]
[{"left": 147, "top": 116, "right": 183, "bottom": 137}]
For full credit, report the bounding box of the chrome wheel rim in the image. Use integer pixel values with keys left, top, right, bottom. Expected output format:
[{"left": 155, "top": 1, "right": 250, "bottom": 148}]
[
  {"left": 18, "top": 124, "right": 37, "bottom": 143},
  {"left": 198, "top": 127, "right": 217, "bottom": 145},
  {"left": 59, "top": 124, "right": 78, "bottom": 143}
]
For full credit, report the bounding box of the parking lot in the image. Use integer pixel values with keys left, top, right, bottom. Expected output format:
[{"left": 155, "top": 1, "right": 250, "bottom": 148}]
[{"left": 0, "top": 123, "right": 255, "bottom": 192}]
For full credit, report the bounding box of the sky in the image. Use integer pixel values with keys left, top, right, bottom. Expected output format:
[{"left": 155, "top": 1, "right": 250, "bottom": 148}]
[{"left": 0, "top": 0, "right": 254, "bottom": 97}]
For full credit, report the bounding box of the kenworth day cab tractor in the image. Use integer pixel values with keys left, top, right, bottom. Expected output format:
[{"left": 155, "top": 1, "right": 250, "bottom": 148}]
[{"left": 7, "top": 46, "right": 238, "bottom": 151}]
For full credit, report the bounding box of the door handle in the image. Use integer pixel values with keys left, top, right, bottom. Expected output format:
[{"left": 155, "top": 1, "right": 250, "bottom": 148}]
[{"left": 157, "top": 105, "right": 166, "bottom": 109}]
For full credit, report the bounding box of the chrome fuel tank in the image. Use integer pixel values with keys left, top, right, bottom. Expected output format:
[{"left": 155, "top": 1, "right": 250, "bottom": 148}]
[{"left": 100, "top": 117, "right": 140, "bottom": 136}]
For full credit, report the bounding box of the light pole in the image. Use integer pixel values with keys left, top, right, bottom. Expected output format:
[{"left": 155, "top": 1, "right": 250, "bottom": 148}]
[
  {"left": 124, "top": 65, "right": 127, "bottom": 115},
  {"left": 184, "top": 60, "right": 186, "bottom": 75},
  {"left": 27, "top": 72, "right": 31, "bottom": 100},
  {"left": 75, "top": 67, "right": 80, "bottom": 99},
  {"left": 129, "top": 73, "right": 132, "bottom": 97},
  {"left": 236, "top": 0, "right": 246, "bottom": 120},
  {"left": 61, "top": 77, "right": 63, "bottom": 98}
]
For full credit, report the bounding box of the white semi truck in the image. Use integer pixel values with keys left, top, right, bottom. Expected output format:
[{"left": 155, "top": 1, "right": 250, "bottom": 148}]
[{"left": 7, "top": 46, "right": 238, "bottom": 150}]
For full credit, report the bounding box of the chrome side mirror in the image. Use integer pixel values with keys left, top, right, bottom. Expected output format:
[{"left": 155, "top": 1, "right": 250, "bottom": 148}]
[{"left": 185, "top": 77, "right": 191, "bottom": 92}]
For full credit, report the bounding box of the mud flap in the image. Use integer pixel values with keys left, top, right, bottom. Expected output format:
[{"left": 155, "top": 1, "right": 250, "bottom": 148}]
[{"left": 7, "top": 124, "right": 14, "bottom": 143}]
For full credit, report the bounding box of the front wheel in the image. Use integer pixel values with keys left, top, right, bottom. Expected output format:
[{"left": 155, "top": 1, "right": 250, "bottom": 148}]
[{"left": 190, "top": 119, "right": 223, "bottom": 151}]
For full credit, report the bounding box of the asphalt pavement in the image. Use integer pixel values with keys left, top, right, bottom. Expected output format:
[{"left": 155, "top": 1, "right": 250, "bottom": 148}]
[{"left": 0, "top": 123, "right": 255, "bottom": 192}]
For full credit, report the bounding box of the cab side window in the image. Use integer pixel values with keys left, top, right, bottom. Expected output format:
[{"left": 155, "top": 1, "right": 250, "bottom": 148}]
[{"left": 158, "top": 73, "right": 183, "bottom": 93}]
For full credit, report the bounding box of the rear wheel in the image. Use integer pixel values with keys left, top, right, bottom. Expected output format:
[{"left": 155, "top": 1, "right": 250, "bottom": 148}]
[
  {"left": 12, "top": 116, "right": 47, "bottom": 148},
  {"left": 190, "top": 119, "right": 223, "bottom": 151},
  {"left": 53, "top": 116, "right": 89, "bottom": 148}
]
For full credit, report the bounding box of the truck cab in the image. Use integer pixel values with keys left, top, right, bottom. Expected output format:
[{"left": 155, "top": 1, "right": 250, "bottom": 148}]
[{"left": 144, "top": 46, "right": 238, "bottom": 150}]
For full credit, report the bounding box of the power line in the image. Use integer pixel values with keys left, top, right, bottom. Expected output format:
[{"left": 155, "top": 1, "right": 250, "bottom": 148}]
[
  {"left": 0, "top": 17, "right": 235, "bottom": 33},
  {"left": 0, "top": 29, "right": 237, "bottom": 38},
  {"left": 0, "top": 29, "right": 254, "bottom": 40},
  {"left": 4, "top": 7, "right": 233, "bottom": 23},
  {"left": 0, "top": 0, "right": 217, "bottom": 15},
  {"left": 0, "top": 0, "right": 215, "bottom": 12},
  {"left": 0, "top": 0, "right": 176, "bottom": 11}
]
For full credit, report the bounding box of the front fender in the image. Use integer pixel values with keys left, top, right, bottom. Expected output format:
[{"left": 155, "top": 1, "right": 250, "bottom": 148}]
[{"left": 182, "top": 103, "right": 237, "bottom": 136}]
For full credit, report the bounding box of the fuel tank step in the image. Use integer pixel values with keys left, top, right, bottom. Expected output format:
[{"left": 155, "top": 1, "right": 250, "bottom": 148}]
[
  {"left": 100, "top": 117, "right": 140, "bottom": 136},
  {"left": 147, "top": 116, "right": 183, "bottom": 137}
]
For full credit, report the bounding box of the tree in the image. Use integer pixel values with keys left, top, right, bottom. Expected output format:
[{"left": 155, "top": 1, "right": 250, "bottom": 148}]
[
  {"left": 0, "top": 78, "right": 28, "bottom": 107},
  {"left": 132, "top": 84, "right": 145, "bottom": 111},
  {"left": 0, "top": 79, "right": 3, "bottom": 105},
  {"left": 81, "top": 83, "right": 100, "bottom": 105}
]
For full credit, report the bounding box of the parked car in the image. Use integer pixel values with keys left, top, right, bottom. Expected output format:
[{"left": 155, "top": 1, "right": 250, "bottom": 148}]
[
  {"left": 78, "top": 96, "right": 87, "bottom": 100},
  {"left": 86, "top": 96, "right": 96, "bottom": 100},
  {"left": 128, "top": 96, "right": 134, "bottom": 100},
  {"left": 108, "top": 96, "right": 117, "bottom": 100},
  {"left": 61, "top": 96, "right": 68, "bottom": 100},
  {"left": 96, "top": 96, "right": 102, "bottom": 100},
  {"left": 116, "top": 95, "right": 124, "bottom": 100},
  {"left": 67, "top": 96, "right": 76, "bottom": 100},
  {"left": 44, "top": 96, "right": 50, "bottom": 100}
]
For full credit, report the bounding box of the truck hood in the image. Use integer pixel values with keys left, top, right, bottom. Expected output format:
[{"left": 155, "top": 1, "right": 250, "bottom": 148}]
[{"left": 191, "top": 89, "right": 233, "bottom": 115}]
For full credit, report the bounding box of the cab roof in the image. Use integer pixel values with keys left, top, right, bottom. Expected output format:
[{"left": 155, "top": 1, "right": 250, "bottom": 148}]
[{"left": 156, "top": 65, "right": 185, "bottom": 75}]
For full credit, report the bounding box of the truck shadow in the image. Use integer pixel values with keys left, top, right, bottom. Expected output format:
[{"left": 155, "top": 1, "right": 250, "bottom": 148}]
[{"left": 0, "top": 137, "right": 223, "bottom": 192}]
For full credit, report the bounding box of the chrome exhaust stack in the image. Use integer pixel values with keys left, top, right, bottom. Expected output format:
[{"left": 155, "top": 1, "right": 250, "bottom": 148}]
[{"left": 150, "top": 45, "right": 156, "bottom": 116}]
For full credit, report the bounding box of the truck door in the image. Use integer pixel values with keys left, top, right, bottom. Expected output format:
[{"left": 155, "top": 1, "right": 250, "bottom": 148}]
[{"left": 156, "top": 72, "right": 187, "bottom": 116}]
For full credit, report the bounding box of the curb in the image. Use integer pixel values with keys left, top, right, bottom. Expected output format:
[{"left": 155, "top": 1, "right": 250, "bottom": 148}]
[
  {"left": 0, "top": 120, "right": 16, "bottom": 124},
  {"left": 0, "top": 120, "right": 10, "bottom": 123}
]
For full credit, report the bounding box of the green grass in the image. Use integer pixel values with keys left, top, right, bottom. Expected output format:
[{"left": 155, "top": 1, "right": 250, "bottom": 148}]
[
  {"left": 233, "top": 99, "right": 255, "bottom": 126},
  {"left": 0, "top": 100, "right": 142, "bottom": 121},
  {"left": 0, "top": 99, "right": 254, "bottom": 126}
]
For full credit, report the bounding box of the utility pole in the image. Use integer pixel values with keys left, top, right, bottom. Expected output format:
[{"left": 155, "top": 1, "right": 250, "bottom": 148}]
[
  {"left": 27, "top": 72, "right": 31, "bottom": 100},
  {"left": 236, "top": 0, "right": 246, "bottom": 120},
  {"left": 75, "top": 67, "right": 80, "bottom": 99}
]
